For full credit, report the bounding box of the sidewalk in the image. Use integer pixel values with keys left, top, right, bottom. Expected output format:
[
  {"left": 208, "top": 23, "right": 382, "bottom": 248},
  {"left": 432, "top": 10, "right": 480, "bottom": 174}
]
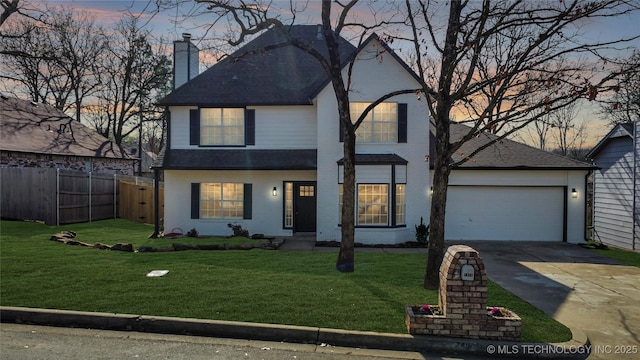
[{"left": 0, "top": 306, "right": 589, "bottom": 359}]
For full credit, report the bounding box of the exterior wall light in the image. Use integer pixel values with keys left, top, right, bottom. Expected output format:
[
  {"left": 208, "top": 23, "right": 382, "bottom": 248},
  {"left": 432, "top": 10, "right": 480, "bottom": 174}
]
[
  {"left": 272, "top": 187, "right": 277, "bottom": 197},
  {"left": 571, "top": 188, "right": 578, "bottom": 198},
  {"left": 429, "top": 186, "right": 434, "bottom": 196}
]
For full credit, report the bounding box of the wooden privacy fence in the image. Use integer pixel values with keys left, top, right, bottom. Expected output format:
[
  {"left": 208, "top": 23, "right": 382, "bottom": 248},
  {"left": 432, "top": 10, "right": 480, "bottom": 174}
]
[
  {"left": 118, "top": 180, "right": 164, "bottom": 224},
  {"left": 0, "top": 167, "right": 163, "bottom": 225}
]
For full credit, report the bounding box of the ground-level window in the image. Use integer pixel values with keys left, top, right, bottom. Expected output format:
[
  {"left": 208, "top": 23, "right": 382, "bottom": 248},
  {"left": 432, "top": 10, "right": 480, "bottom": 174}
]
[
  {"left": 338, "top": 183, "right": 406, "bottom": 227},
  {"left": 358, "top": 184, "right": 389, "bottom": 225},
  {"left": 396, "top": 184, "right": 406, "bottom": 225},
  {"left": 284, "top": 182, "right": 293, "bottom": 228},
  {"left": 200, "top": 182, "right": 244, "bottom": 218}
]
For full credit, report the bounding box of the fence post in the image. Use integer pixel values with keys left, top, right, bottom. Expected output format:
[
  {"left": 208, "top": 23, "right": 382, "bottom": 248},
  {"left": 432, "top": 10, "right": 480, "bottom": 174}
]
[
  {"left": 56, "top": 168, "right": 60, "bottom": 227},
  {"left": 89, "top": 171, "right": 92, "bottom": 223}
]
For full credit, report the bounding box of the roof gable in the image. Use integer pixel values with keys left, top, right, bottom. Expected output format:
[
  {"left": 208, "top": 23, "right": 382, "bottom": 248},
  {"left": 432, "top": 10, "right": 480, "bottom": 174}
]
[
  {"left": 357, "top": 33, "right": 423, "bottom": 85},
  {"left": 430, "top": 123, "right": 594, "bottom": 170},
  {"left": 158, "top": 25, "right": 357, "bottom": 107},
  {"left": 586, "top": 122, "right": 636, "bottom": 159},
  {"left": 0, "top": 96, "right": 129, "bottom": 159}
]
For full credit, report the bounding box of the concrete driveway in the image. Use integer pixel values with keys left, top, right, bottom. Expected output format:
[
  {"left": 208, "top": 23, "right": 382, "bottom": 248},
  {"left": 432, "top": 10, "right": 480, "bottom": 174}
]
[{"left": 455, "top": 241, "right": 640, "bottom": 360}]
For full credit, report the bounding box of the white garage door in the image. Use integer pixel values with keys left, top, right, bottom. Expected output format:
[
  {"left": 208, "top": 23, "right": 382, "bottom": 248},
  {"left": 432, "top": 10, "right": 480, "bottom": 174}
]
[{"left": 445, "top": 186, "right": 565, "bottom": 241}]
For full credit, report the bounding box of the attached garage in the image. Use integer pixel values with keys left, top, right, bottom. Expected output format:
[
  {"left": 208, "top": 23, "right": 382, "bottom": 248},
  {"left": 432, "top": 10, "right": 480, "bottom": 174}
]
[
  {"left": 445, "top": 186, "right": 565, "bottom": 241},
  {"left": 431, "top": 123, "right": 595, "bottom": 244}
]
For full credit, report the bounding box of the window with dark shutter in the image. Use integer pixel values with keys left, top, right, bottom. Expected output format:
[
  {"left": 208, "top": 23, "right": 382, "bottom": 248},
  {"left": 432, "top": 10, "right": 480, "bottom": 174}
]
[
  {"left": 243, "top": 184, "right": 252, "bottom": 219},
  {"left": 190, "top": 183, "right": 200, "bottom": 219},
  {"left": 189, "top": 109, "right": 200, "bottom": 145},
  {"left": 245, "top": 109, "right": 255, "bottom": 145},
  {"left": 398, "top": 103, "right": 407, "bottom": 143}
]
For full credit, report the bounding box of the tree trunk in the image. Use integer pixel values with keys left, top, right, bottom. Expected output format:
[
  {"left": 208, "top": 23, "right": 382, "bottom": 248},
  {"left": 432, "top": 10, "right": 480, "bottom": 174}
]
[
  {"left": 337, "top": 118, "right": 356, "bottom": 272},
  {"left": 424, "top": 0, "right": 462, "bottom": 289},
  {"left": 424, "top": 110, "right": 452, "bottom": 289},
  {"left": 319, "top": 0, "right": 357, "bottom": 272}
]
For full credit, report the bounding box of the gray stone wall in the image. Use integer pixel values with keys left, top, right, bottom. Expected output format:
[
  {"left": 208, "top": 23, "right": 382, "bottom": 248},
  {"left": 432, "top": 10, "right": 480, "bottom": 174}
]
[{"left": 1, "top": 151, "right": 134, "bottom": 175}]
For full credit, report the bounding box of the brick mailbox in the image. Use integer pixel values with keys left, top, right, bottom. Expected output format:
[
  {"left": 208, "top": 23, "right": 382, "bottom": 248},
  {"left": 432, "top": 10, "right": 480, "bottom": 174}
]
[{"left": 406, "top": 245, "right": 521, "bottom": 341}]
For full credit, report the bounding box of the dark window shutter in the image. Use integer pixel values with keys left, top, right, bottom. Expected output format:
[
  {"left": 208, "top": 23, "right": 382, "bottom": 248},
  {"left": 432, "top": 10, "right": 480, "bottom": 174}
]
[
  {"left": 398, "top": 103, "right": 407, "bottom": 143},
  {"left": 243, "top": 184, "right": 252, "bottom": 219},
  {"left": 191, "top": 183, "right": 200, "bottom": 219},
  {"left": 339, "top": 118, "right": 344, "bottom": 142},
  {"left": 189, "top": 109, "right": 200, "bottom": 145},
  {"left": 245, "top": 109, "right": 255, "bottom": 145}
]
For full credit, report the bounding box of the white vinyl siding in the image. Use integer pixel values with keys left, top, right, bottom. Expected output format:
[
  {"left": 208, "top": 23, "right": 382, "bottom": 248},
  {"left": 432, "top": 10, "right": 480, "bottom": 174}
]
[{"left": 592, "top": 136, "right": 636, "bottom": 250}]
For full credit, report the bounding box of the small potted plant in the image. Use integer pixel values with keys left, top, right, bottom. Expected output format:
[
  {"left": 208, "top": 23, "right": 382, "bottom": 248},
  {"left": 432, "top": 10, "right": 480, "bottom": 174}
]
[{"left": 415, "top": 217, "right": 429, "bottom": 244}]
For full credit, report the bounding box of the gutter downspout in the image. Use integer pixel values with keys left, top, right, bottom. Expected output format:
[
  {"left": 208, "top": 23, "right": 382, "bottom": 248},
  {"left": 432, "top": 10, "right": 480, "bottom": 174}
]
[
  {"left": 150, "top": 166, "right": 160, "bottom": 238},
  {"left": 633, "top": 124, "right": 637, "bottom": 250}
]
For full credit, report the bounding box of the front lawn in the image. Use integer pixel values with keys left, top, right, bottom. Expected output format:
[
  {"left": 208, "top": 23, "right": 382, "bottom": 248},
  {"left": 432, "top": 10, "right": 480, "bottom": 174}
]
[
  {"left": 0, "top": 219, "right": 571, "bottom": 343},
  {"left": 591, "top": 246, "right": 640, "bottom": 268}
]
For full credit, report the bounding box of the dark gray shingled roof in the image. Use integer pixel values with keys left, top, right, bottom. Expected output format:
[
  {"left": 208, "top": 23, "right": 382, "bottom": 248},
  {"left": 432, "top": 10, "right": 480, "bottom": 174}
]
[
  {"left": 337, "top": 153, "right": 408, "bottom": 165},
  {"left": 161, "top": 149, "right": 317, "bottom": 170},
  {"left": 158, "top": 25, "right": 357, "bottom": 107},
  {"left": 430, "top": 122, "right": 594, "bottom": 170}
]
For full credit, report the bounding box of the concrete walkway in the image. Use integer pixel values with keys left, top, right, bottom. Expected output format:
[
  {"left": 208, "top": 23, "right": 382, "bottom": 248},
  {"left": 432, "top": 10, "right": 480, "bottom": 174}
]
[{"left": 460, "top": 241, "right": 640, "bottom": 360}]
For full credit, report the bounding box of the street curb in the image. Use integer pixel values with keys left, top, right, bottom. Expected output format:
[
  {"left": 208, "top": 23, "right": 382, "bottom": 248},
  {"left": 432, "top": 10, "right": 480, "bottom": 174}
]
[{"left": 1, "top": 306, "right": 590, "bottom": 358}]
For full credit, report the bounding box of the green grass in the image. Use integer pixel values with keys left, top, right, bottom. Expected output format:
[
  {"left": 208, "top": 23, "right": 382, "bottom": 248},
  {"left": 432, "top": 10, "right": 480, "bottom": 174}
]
[
  {"left": 0, "top": 219, "right": 571, "bottom": 343},
  {"left": 591, "top": 246, "right": 640, "bottom": 268}
]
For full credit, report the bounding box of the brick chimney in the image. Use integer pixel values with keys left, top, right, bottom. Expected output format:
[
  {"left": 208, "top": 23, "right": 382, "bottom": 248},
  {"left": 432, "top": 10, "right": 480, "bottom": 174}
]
[{"left": 173, "top": 33, "right": 200, "bottom": 89}]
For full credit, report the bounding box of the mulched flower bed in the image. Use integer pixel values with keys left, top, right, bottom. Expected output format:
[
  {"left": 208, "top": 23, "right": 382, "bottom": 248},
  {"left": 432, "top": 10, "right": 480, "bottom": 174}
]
[{"left": 315, "top": 240, "right": 427, "bottom": 248}]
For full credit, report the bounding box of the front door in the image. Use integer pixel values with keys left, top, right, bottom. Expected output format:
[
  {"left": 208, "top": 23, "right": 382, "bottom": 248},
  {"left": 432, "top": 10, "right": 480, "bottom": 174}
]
[{"left": 294, "top": 182, "right": 316, "bottom": 232}]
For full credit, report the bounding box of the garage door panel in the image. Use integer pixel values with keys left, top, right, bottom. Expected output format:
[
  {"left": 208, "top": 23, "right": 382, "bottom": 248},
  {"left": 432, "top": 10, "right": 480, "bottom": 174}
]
[{"left": 445, "top": 186, "right": 564, "bottom": 241}]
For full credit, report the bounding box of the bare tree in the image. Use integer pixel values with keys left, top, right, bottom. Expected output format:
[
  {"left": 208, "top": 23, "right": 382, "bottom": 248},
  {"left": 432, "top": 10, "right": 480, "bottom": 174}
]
[
  {"left": 45, "top": 10, "right": 107, "bottom": 122},
  {"left": 600, "top": 49, "right": 640, "bottom": 124},
  {"left": 0, "top": 8, "right": 107, "bottom": 123},
  {"left": 517, "top": 108, "right": 554, "bottom": 151},
  {"left": 403, "top": 0, "right": 640, "bottom": 288},
  {"left": 86, "top": 15, "right": 171, "bottom": 148},
  {"left": 518, "top": 100, "right": 585, "bottom": 156},
  {"left": 0, "top": 18, "right": 51, "bottom": 102},
  {"left": 549, "top": 101, "right": 586, "bottom": 157},
  {"left": 1, "top": 0, "right": 20, "bottom": 26}
]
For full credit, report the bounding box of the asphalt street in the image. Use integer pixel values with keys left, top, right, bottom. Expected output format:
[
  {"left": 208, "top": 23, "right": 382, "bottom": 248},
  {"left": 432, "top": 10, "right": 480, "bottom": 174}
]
[{"left": 0, "top": 323, "right": 493, "bottom": 360}]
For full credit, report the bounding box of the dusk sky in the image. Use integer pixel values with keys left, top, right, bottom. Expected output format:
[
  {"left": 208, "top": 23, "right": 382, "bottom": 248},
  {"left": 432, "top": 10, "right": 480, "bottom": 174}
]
[{"left": 25, "top": 0, "right": 640, "bottom": 146}]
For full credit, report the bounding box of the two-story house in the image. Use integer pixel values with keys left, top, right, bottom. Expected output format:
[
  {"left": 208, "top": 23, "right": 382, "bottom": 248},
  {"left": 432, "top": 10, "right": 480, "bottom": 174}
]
[{"left": 156, "top": 26, "right": 430, "bottom": 244}]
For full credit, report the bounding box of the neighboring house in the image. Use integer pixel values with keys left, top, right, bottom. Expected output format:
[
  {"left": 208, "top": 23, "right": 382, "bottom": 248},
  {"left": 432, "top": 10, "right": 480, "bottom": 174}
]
[
  {"left": 129, "top": 147, "right": 158, "bottom": 178},
  {"left": 432, "top": 123, "right": 595, "bottom": 243},
  {"left": 156, "top": 26, "right": 593, "bottom": 244},
  {"left": 0, "top": 94, "right": 134, "bottom": 174},
  {"left": 156, "top": 26, "right": 430, "bottom": 243},
  {"left": 586, "top": 122, "right": 639, "bottom": 251}
]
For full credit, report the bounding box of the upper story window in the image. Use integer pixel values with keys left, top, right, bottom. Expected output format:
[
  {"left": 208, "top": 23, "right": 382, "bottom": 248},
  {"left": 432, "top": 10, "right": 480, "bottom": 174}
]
[
  {"left": 200, "top": 108, "right": 245, "bottom": 145},
  {"left": 342, "top": 102, "right": 406, "bottom": 144},
  {"left": 190, "top": 108, "right": 254, "bottom": 147},
  {"left": 351, "top": 102, "right": 398, "bottom": 143}
]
